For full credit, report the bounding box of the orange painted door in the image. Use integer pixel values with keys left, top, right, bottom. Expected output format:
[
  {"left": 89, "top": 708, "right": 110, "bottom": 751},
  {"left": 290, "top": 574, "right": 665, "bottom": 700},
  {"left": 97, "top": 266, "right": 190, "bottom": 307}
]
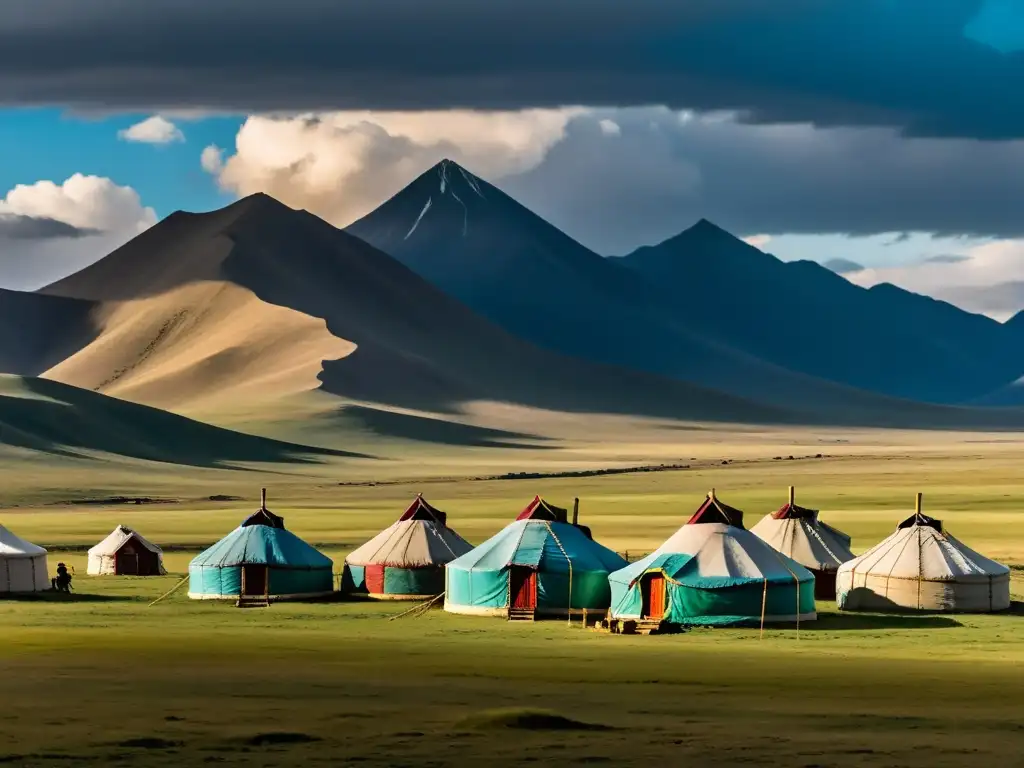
[{"left": 643, "top": 573, "right": 666, "bottom": 619}]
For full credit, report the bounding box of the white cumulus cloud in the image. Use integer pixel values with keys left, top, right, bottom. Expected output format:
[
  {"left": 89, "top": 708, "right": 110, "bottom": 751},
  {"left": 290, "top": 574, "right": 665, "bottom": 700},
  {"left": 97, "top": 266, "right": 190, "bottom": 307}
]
[
  {"left": 200, "top": 144, "right": 224, "bottom": 173},
  {"left": 118, "top": 115, "right": 185, "bottom": 144},
  {"left": 206, "top": 108, "right": 582, "bottom": 226},
  {"left": 0, "top": 174, "right": 156, "bottom": 290}
]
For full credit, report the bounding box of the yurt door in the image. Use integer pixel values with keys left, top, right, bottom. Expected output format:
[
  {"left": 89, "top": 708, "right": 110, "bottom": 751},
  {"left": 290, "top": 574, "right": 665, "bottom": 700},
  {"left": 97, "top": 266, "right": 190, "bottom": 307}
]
[
  {"left": 242, "top": 565, "right": 268, "bottom": 596},
  {"left": 509, "top": 566, "right": 538, "bottom": 610},
  {"left": 116, "top": 543, "right": 140, "bottom": 576},
  {"left": 641, "top": 573, "right": 666, "bottom": 620}
]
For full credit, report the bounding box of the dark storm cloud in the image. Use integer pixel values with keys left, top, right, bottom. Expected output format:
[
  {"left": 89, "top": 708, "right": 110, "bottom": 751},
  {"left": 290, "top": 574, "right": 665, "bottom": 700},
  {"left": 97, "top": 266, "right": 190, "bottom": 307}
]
[
  {"left": 497, "top": 109, "right": 1024, "bottom": 252},
  {"left": 0, "top": 214, "right": 98, "bottom": 240},
  {"left": 2, "top": 0, "right": 1024, "bottom": 138}
]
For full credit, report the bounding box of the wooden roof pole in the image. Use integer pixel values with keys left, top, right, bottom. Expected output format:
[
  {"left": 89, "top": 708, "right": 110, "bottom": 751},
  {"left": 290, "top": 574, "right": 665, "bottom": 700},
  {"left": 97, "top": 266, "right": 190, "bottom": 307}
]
[{"left": 789, "top": 486, "right": 795, "bottom": 506}]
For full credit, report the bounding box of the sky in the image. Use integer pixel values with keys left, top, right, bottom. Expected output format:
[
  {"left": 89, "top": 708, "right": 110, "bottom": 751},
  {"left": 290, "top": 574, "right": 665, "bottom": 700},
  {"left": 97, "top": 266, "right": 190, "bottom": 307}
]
[{"left": 2, "top": 0, "right": 1024, "bottom": 318}]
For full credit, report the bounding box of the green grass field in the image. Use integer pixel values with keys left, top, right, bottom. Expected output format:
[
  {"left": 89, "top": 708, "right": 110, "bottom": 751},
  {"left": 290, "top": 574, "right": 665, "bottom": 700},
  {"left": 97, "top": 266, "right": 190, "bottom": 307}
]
[{"left": 3, "top": 445, "right": 1024, "bottom": 767}]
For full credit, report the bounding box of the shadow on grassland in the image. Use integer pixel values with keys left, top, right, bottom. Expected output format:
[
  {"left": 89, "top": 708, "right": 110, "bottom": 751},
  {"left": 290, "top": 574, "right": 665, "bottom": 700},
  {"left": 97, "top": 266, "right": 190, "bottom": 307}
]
[
  {"left": 0, "top": 377, "right": 372, "bottom": 468},
  {"left": 795, "top": 612, "right": 963, "bottom": 630}
]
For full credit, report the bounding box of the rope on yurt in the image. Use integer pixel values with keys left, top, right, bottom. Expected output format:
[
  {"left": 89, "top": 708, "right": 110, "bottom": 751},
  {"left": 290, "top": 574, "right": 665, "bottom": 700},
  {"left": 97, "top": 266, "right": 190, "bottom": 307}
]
[
  {"left": 765, "top": 547, "right": 803, "bottom": 639},
  {"left": 388, "top": 593, "right": 445, "bottom": 621},
  {"left": 545, "top": 521, "right": 573, "bottom": 626},
  {"left": 148, "top": 574, "right": 189, "bottom": 606}
]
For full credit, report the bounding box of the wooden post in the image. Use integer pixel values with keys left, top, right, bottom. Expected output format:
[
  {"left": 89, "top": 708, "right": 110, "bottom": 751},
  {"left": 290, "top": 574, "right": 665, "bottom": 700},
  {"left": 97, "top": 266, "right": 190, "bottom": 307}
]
[
  {"left": 261, "top": 488, "right": 267, "bottom": 510},
  {"left": 709, "top": 488, "right": 716, "bottom": 500},
  {"left": 789, "top": 486, "right": 795, "bottom": 506},
  {"left": 572, "top": 498, "right": 579, "bottom": 525},
  {"left": 916, "top": 492, "right": 923, "bottom": 516}
]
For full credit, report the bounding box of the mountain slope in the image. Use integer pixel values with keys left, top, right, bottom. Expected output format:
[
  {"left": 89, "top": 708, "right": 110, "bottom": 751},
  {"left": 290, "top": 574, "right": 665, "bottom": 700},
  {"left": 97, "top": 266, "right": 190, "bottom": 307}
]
[
  {"left": 0, "top": 375, "right": 349, "bottom": 467},
  {"left": 39, "top": 193, "right": 786, "bottom": 425},
  {"left": 0, "top": 288, "right": 99, "bottom": 375},
  {"left": 617, "top": 220, "right": 1023, "bottom": 404}
]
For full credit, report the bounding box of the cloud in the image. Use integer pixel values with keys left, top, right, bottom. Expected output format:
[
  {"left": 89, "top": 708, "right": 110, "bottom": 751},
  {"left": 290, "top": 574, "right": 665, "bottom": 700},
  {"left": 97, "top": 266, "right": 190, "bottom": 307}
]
[
  {"left": 208, "top": 109, "right": 579, "bottom": 225},
  {"left": 924, "top": 254, "right": 971, "bottom": 264},
  {"left": 823, "top": 258, "right": 865, "bottom": 274},
  {"left": 200, "top": 144, "right": 223, "bottom": 173},
  {"left": 846, "top": 239, "right": 1024, "bottom": 319},
  {"left": 0, "top": 174, "right": 156, "bottom": 290},
  {"left": 598, "top": 119, "right": 622, "bottom": 137},
  {"left": 742, "top": 234, "right": 771, "bottom": 248},
  {"left": 0, "top": 214, "right": 97, "bottom": 239},
  {"left": 205, "top": 107, "right": 1024, "bottom": 255},
  {"left": 2, "top": 1, "right": 1024, "bottom": 139},
  {"left": 117, "top": 115, "right": 184, "bottom": 144}
]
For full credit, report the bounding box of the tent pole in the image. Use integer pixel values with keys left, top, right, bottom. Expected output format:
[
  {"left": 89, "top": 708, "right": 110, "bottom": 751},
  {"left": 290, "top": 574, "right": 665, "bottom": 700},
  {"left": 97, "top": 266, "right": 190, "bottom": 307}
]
[
  {"left": 788, "top": 486, "right": 795, "bottom": 506},
  {"left": 261, "top": 487, "right": 267, "bottom": 510}
]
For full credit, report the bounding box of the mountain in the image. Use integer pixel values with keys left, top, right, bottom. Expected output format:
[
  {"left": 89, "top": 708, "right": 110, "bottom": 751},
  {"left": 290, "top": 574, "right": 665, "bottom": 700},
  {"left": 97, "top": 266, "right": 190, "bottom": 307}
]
[
  {"left": 617, "top": 220, "right": 1022, "bottom": 403},
  {"left": 349, "top": 160, "right": 1023, "bottom": 406},
  {"left": 38, "top": 192, "right": 786, "bottom": 426},
  {"left": 0, "top": 375, "right": 346, "bottom": 467},
  {"left": 347, "top": 160, "right": 908, "bottom": 411}
]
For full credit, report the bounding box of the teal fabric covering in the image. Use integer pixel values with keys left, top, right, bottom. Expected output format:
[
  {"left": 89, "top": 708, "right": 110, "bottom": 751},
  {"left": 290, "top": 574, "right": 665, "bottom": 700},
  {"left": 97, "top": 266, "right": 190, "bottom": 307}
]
[
  {"left": 189, "top": 565, "right": 333, "bottom": 596},
  {"left": 189, "top": 524, "right": 333, "bottom": 597},
  {"left": 609, "top": 551, "right": 815, "bottom": 626},
  {"left": 445, "top": 520, "right": 627, "bottom": 612},
  {"left": 384, "top": 566, "right": 445, "bottom": 596},
  {"left": 341, "top": 564, "right": 366, "bottom": 593}
]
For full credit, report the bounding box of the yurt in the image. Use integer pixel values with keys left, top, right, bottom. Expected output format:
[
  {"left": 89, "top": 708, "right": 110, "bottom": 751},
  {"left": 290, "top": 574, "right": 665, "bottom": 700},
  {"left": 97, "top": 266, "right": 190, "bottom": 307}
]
[
  {"left": 837, "top": 493, "right": 1010, "bottom": 613},
  {"left": 444, "top": 496, "right": 627, "bottom": 619},
  {"left": 609, "top": 490, "right": 817, "bottom": 627},
  {"left": 88, "top": 525, "right": 167, "bottom": 576},
  {"left": 750, "top": 487, "right": 855, "bottom": 600},
  {"left": 342, "top": 494, "right": 473, "bottom": 600},
  {"left": 188, "top": 490, "right": 334, "bottom": 601},
  {"left": 0, "top": 524, "right": 49, "bottom": 593}
]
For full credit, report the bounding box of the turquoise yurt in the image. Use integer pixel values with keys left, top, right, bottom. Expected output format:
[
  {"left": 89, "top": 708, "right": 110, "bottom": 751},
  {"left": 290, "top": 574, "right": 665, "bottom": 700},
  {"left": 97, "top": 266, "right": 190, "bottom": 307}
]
[
  {"left": 444, "top": 496, "right": 627, "bottom": 618},
  {"left": 609, "top": 490, "right": 816, "bottom": 627},
  {"left": 188, "top": 490, "right": 334, "bottom": 601}
]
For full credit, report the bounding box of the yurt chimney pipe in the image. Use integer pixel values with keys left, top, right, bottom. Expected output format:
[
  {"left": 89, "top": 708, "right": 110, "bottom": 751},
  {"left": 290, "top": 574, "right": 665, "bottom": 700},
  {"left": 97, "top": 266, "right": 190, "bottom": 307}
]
[{"left": 572, "top": 498, "right": 579, "bottom": 525}]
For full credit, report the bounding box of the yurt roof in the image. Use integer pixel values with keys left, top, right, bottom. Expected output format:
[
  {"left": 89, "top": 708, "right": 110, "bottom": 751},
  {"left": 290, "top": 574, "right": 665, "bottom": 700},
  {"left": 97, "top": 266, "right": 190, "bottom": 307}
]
[
  {"left": 242, "top": 507, "right": 285, "bottom": 529},
  {"left": 398, "top": 494, "right": 447, "bottom": 525},
  {"left": 0, "top": 524, "right": 46, "bottom": 558},
  {"left": 88, "top": 525, "right": 163, "bottom": 557},
  {"left": 771, "top": 501, "right": 818, "bottom": 521},
  {"left": 610, "top": 521, "right": 813, "bottom": 589},
  {"left": 346, "top": 501, "right": 472, "bottom": 568},
  {"left": 687, "top": 492, "right": 745, "bottom": 528},
  {"left": 750, "top": 514, "right": 854, "bottom": 570},
  {"left": 448, "top": 519, "right": 626, "bottom": 574},
  {"left": 839, "top": 521, "right": 1007, "bottom": 581},
  {"left": 190, "top": 524, "right": 332, "bottom": 569},
  {"left": 516, "top": 496, "right": 569, "bottom": 523}
]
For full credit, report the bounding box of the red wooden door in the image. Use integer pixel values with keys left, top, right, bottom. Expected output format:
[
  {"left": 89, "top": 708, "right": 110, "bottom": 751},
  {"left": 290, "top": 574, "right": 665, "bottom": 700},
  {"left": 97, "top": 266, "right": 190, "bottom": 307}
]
[
  {"left": 510, "top": 567, "right": 537, "bottom": 610},
  {"left": 642, "top": 573, "right": 666, "bottom": 619},
  {"left": 242, "top": 565, "right": 268, "bottom": 596}
]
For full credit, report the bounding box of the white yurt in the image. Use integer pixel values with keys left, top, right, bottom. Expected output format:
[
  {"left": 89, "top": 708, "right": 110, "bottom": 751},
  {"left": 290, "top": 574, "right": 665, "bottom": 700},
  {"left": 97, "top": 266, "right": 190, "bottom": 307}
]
[
  {"left": 837, "top": 493, "right": 1010, "bottom": 613},
  {"left": 88, "top": 525, "right": 167, "bottom": 576},
  {"left": 342, "top": 494, "right": 473, "bottom": 599},
  {"left": 750, "top": 487, "right": 855, "bottom": 600},
  {"left": 0, "top": 523, "right": 50, "bottom": 593},
  {"left": 608, "top": 491, "right": 817, "bottom": 627}
]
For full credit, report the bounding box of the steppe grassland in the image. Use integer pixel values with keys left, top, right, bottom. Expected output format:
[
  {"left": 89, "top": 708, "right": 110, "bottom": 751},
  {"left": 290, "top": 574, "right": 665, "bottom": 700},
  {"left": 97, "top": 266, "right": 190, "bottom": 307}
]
[{"left": 2, "top": 427, "right": 1024, "bottom": 767}]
